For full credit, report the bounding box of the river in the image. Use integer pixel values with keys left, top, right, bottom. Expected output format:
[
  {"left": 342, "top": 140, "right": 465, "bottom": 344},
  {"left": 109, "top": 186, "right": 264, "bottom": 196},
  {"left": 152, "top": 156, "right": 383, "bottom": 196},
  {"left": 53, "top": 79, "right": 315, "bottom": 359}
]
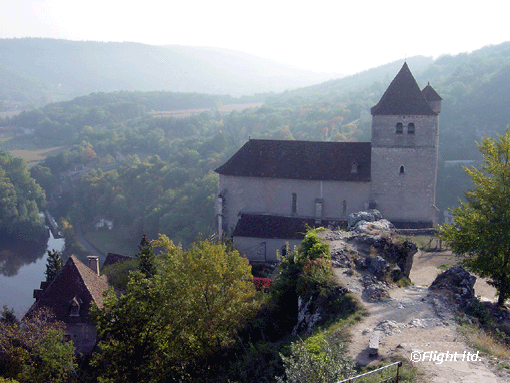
[{"left": 0, "top": 231, "right": 64, "bottom": 318}]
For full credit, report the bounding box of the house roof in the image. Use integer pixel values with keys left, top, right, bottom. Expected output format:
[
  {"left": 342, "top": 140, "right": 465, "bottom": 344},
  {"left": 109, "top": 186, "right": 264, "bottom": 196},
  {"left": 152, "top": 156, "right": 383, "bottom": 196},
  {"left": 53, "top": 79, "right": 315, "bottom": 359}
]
[
  {"left": 28, "top": 256, "right": 114, "bottom": 324},
  {"left": 215, "top": 139, "right": 371, "bottom": 182},
  {"left": 102, "top": 253, "right": 133, "bottom": 270},
  {"left": 233, "top": 214, "right": 346, "bottom": 240},
  {"left": 371, "top": 63, "right": 437, "bottom": 116}
]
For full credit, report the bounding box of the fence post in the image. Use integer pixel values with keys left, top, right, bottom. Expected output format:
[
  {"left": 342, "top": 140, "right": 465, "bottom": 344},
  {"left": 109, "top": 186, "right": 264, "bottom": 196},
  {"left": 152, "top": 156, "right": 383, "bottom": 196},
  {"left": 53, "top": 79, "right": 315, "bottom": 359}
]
[{"left": 396, "top": 361, "right": 402, "bottom": 382}]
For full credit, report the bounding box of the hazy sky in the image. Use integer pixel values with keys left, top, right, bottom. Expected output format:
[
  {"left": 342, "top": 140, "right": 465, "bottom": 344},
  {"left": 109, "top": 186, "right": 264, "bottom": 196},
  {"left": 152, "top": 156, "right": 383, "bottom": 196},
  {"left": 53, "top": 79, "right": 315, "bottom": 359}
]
[{"left": 1, "top": 0, "right": 509, "bottom": 75}]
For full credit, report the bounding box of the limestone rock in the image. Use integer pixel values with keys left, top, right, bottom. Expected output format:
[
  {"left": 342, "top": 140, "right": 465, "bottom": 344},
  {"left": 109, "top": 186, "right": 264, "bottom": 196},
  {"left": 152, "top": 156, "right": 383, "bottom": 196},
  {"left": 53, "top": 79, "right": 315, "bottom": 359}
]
[
  {"left": 429, "top": 266, "right": 476, "bottom": 308},
  {"left": 293, "top": 296, "right": 322, "bottom": 335},
  {"left": 348, "top": 209, "right": 383, "bottom": 228}
]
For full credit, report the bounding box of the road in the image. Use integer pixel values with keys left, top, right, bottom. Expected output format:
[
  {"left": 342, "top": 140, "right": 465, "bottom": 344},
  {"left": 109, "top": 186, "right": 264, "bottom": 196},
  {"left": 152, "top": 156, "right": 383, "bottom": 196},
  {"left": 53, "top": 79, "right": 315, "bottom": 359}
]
[{"left": 75, "top": 223, "right": 106, "bottom": 264}]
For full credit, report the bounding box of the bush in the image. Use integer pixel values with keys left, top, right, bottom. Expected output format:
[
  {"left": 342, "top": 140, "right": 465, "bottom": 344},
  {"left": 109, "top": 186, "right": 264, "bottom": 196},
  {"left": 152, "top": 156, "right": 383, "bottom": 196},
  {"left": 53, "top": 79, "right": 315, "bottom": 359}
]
[
  {"left": 296, "top": 258, "right": 335, "bottom": 300},
  {"left": 276, "top": 336, "right": 354, "bottom": 383},
  {"left": 101, "top": 258, "right": 139, "bottom": 290},
  {"left": 300, "top": 229, "right": 330, "bottom": 261}
]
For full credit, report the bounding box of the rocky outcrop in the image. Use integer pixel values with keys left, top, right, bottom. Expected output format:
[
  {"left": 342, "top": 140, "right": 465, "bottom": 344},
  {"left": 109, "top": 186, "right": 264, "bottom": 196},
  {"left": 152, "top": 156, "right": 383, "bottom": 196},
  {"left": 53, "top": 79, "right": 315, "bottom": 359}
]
[
  {"left": 348, "top": 209, "right": 382, "bottom": 228},
  {"left": 322, "top": 211, "right": 418, "bottom": 303},
  {"left": 429, "top": 266, "right": 476, "bottom": 308},
  {"left": 372, "top": 237, "right": 417, "bottom": 279},
  {"left": 293, "top": 287, "right": 349, "bottom": 335},
  {"left": 292, "top": 296, "right": 322, "bottom": 335}
]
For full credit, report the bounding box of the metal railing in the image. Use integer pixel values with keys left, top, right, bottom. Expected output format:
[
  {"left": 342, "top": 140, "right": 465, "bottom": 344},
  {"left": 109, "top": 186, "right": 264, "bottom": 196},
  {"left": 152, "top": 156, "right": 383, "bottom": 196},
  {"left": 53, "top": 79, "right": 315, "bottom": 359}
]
[{"left": 338, "top": 361, "right": 403, "bottom": 383}]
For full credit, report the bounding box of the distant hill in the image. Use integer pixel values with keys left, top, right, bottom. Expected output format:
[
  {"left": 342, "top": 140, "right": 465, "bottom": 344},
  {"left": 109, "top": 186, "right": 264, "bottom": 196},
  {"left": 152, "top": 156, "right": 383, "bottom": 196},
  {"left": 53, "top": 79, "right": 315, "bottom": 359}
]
[{"left": 0, "top": 38, "right": 343, "bottom": 110}]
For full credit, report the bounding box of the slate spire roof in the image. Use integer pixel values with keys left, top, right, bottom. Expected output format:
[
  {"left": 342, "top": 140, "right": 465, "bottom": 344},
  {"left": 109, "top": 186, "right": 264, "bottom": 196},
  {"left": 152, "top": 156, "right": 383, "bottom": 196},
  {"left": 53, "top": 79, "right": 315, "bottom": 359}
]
[
  {"left": 215, "top": 139, "right": 371, "bottom": 182},
  {"left": 422, "top": 82, "right": 443, "bottom": 102},
  {"left": 371, "top": 62, "right": 437, "bottom": 116}
]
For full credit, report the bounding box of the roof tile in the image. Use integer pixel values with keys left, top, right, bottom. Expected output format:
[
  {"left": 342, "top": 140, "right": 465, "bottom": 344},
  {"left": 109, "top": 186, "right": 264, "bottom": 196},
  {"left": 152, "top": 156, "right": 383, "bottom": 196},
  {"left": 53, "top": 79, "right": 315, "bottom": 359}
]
[{"left": 215, "top": 139, "right": 371, "bottom": 182}]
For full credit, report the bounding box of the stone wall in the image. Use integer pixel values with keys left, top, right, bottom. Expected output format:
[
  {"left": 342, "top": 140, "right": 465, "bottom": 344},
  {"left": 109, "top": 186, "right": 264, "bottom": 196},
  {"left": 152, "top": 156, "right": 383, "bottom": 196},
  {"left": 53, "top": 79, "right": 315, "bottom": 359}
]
[
  {"left": 218, "top": 175, "right": 371, "bottom": 237},
  {"left": 233, "top": 236, "right": 301, "bottom": 263},
  {"left": 370, "top": 114, "right": 439, "bottom": 226}
]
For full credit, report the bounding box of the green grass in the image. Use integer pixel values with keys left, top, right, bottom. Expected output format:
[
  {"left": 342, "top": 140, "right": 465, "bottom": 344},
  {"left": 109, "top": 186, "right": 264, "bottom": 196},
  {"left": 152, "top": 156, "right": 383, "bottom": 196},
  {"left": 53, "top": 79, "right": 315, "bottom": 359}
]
[{"left": 352, "top": 357, "right": 421, "bottom": 383}]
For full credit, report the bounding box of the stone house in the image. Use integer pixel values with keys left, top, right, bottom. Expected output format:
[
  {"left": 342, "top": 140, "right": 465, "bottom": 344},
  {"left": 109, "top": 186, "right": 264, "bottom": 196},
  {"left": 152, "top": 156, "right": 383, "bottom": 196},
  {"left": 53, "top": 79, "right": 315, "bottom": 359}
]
[
  {"left": 215, "top": 63, "right": 441, "bottom": 261},
  {"left": 94, "top": 217, "right": 114, "bottom": 230},
  {"left": 29, "top": 255, "right": 120, "bottom": 354}
]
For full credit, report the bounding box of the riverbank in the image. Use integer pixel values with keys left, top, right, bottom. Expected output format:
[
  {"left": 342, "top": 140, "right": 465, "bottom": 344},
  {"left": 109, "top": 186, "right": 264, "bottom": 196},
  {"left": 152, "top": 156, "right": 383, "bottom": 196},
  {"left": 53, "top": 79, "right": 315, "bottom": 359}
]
[{"left": 0, "top": 232, "right": 64, "bottom": 318}]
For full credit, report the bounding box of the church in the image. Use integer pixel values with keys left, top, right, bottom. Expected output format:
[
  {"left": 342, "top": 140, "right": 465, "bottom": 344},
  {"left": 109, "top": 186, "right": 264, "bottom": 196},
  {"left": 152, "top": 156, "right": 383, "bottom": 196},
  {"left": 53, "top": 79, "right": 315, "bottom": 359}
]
[{"left": 215, "top": 63, "right": 442, "bottom": 261}]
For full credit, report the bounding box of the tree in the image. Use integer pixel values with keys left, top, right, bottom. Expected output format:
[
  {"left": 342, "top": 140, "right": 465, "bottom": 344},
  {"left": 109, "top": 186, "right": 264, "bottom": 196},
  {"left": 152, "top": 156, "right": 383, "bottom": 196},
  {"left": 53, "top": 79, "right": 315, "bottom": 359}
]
[
  {"left": 90, "top": 235, "right": 260, "bottom": 382},
  {"left": 135, "top": 234, "right": 156, "bottom": 278},
  {"left": 439, "top": 129, "right": 510, "bottom": 305},
  {"left": 44, "top": 250, "right": 63, "bottom": 283},
  {"left": 0, "top": 307, "right": 76, "bottom": 382}
]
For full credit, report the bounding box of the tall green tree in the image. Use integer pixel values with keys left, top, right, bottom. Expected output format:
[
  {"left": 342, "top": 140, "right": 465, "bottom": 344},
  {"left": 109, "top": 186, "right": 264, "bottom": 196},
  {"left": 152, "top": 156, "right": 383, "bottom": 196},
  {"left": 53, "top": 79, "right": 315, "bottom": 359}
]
[
  {"left": 44, "top": 250, "right": 63, "bottom": 283},
  {"left": 90, "top": 235, "right": 260, "bottom": 382},
  {"left": 439, "top": 129, "right": 510, "bottom": 305},
  {"left": 135, "top": 234, "right": 156, "bottom": 278}
]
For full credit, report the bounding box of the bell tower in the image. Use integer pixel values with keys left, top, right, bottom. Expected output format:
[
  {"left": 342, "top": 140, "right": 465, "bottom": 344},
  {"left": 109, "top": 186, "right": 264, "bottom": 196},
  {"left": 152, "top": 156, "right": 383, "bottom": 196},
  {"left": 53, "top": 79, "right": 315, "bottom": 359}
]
[{"left": 370, "top": 63, "right": 441, "bottom": 227}]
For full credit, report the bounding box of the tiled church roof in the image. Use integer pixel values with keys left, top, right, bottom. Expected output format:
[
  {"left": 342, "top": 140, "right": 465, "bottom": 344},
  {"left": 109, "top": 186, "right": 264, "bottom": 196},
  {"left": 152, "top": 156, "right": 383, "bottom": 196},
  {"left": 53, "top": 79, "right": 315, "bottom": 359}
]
[
  {"left": 215, "top": 139, "right": 371, "bottom": 182},
  {"left": 371, "top": 63, "right": 437, "bottom": 116}
]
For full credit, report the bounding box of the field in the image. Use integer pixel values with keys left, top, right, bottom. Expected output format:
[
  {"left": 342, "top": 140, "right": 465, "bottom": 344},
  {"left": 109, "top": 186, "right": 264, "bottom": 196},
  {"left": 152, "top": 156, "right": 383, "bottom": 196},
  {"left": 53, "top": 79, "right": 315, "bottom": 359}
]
[
  {"left": 149, "top": 102, "right": 264, "bottom": 119},
  {"left": 7, "top": 146, "right": 67, "bottom": 164}
]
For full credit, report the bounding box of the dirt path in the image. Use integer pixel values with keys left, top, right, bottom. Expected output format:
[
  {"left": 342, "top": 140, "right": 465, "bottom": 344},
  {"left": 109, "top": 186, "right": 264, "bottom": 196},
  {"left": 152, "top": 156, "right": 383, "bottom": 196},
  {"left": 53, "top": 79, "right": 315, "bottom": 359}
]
[{"left": 333, "top": 250, "right": 508, "bottom": 382}]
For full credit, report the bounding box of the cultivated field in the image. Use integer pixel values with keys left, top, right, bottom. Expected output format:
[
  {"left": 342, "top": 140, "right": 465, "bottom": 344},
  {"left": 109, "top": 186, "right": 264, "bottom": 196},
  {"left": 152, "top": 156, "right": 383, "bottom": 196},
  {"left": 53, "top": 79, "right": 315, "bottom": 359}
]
[
  {"left": 149, "top": 102, "right": 264, "bottom": 119},
  {"left": 8, "top": 146, "right": 67, "bottom": 164}
]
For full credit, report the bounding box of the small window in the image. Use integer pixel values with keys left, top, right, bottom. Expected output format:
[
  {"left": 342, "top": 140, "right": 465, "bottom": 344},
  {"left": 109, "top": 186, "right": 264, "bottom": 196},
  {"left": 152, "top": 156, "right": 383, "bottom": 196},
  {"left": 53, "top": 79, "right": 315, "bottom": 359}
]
[
  {"left": 408, "top": 123, "right": 415, "bottom": 134},
  {"left": 291, "top": 193, "right": 297, "bottom": 214},
  {"left": 351, "top": 162, "right": 358, "bottom": 173},
  {"left": 70, "top": 297, "right": 81, "bottom": 317},
  {"left": 342, "top": 200, "right": 347, "bottom": 216},
  {"left": 396, "top": 122, "right": 403, "bottom": 134},
  {"left": 399, "top": 165, "right": 405, "bottom": 174}
]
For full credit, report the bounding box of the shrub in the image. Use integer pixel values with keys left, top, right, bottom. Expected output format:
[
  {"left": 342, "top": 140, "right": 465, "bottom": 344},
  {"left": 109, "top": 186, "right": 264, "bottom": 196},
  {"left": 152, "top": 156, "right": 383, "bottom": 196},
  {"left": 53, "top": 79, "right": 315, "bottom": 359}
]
[
  {"left": 276, "top": 336, "right": 355, "bottom": 383},
  {"left": 300, "top": 229, "right": 330, "bottom": 261},
  {"left": 296, "top": 258, "right": 335, "bottom": 300},
  {"left": 252, "top": 277, "right": 273, "bottom": 291}
]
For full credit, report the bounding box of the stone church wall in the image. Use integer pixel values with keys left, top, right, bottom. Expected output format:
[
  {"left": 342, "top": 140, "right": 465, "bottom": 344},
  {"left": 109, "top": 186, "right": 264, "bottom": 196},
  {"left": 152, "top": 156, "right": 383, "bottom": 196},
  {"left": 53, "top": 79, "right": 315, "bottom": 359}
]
[{"left": 218, "top": 175, "right": 371, "bottom": 237}]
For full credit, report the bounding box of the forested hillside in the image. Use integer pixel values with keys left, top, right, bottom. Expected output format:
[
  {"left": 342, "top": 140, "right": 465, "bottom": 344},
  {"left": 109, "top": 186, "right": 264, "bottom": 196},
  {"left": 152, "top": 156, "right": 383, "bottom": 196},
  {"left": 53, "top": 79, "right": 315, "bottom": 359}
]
[
  {"left": 3, "top": 41, "right": 510, "bottom": 250},
  {"left": 0, "top": 38, "right": 342, "bottom": 110}
]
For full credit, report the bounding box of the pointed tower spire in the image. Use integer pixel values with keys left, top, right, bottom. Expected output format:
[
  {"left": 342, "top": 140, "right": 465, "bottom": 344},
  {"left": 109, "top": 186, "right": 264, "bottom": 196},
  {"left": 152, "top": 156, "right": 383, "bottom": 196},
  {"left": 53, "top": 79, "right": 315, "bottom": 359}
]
[{"left": 371, "top": 63, "right": 436, "bottom": 116}]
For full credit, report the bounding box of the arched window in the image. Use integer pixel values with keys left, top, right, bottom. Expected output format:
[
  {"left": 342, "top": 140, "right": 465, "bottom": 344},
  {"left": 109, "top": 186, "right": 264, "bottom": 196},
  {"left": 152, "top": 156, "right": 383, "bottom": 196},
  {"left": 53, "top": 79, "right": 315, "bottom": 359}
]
[
  {"left": 408, "top": 123, "right": 415, "bottom": 134},
  {"left": 396, "top": 122, "right": 403, "bottom": 134},
  {"left": 351, "top": 161, "right": 358, "bottom": 173},
  {"left": 399, "top": 165, "right": 405, "bottom": 174}
]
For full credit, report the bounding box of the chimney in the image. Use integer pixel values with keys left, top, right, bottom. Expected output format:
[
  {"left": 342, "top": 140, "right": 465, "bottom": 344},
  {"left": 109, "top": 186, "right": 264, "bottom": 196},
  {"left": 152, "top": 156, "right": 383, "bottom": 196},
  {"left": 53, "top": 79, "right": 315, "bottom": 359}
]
[{"left": 87, "top": 256, "right": 100, "bottom": 276}]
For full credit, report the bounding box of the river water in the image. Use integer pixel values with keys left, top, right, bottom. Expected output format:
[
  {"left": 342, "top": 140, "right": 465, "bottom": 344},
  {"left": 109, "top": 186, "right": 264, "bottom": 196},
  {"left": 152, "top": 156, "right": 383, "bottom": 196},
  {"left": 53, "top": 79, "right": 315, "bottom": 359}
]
[{"left": 0, "top": 232, "right": 64, "bottom": 318}]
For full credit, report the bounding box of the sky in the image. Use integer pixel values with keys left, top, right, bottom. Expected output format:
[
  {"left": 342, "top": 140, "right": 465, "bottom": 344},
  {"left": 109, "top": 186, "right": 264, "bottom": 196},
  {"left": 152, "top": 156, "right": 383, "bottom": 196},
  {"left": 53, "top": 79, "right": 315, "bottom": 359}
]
[{"left": 1, "top": 0, "right": 509, "bottom": 75}]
